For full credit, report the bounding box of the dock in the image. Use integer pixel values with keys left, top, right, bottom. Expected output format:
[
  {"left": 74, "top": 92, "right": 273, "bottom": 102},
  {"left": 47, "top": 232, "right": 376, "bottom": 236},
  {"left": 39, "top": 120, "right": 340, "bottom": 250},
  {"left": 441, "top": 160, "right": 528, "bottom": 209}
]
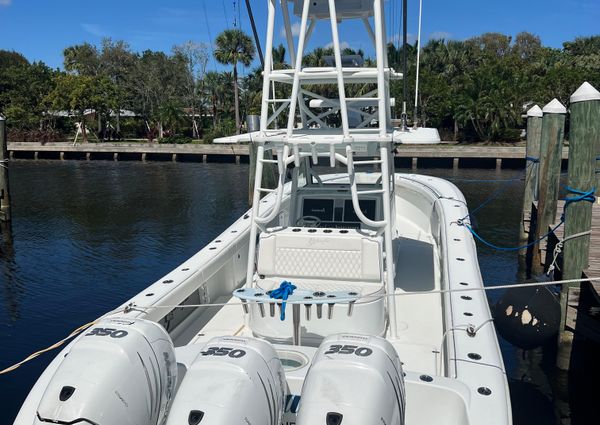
[
  {"left": 530, "top": 200, "right": 600, "bottom": 343},
  {"left": 7, "top": 141, "right": 570, "bottom": 169}
]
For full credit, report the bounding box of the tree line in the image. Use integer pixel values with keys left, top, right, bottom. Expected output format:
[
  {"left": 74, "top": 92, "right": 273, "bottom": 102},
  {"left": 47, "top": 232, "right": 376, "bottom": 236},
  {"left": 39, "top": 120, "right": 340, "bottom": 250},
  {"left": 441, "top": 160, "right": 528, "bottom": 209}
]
[{"left": 0, "top": 30, "right": 598, "bottom": 143}]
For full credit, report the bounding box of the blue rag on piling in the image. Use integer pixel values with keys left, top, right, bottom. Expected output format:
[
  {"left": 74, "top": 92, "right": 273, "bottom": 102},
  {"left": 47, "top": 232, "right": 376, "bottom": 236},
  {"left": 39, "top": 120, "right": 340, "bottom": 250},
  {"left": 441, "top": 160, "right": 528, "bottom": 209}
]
[{"left": 269, "top": 281, "right": 296, "bottom": 320}]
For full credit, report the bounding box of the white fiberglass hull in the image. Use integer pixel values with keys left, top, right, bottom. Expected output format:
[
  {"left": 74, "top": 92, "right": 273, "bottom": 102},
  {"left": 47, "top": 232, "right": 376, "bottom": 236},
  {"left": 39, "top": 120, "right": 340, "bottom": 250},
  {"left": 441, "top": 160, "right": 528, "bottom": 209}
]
[{"left": 15, "top": 173, "right": 511, "bottom": 425}]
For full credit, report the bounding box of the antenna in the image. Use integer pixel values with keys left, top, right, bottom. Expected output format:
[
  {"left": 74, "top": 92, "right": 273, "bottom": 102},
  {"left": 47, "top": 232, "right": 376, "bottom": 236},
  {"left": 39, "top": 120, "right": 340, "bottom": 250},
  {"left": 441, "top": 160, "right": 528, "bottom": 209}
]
[
  {"left": 413, "top": 0, "right": 423, "bottom": 129},
  {"left": 244, "top": 0, "right": 264, "bottom": 67},
  {"left": 401, "top": 0, "right": 408, "bottom": 131}
]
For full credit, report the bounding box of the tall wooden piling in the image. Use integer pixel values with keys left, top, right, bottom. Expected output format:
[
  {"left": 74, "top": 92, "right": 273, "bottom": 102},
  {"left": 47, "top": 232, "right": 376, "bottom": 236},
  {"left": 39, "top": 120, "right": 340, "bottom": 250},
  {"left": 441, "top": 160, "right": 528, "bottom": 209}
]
[
  {"left": 519, "top": 105, "right": 543, "bottom": 252},
  {"left": 532, "top": 99, "right": 566, "bottom": 274},
  {"left": 0, "top": 115, "right": 11, "bottom": 222},
  {"left": 556, "top": 82, "right": 600, "bottom": 370}
]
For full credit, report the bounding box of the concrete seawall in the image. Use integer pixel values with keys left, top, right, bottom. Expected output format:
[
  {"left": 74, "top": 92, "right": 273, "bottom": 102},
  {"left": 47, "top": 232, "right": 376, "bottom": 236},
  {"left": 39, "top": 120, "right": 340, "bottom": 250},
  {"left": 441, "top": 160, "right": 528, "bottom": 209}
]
[{"left": 7, "top": 142, "right": 570, "bottom": 170}]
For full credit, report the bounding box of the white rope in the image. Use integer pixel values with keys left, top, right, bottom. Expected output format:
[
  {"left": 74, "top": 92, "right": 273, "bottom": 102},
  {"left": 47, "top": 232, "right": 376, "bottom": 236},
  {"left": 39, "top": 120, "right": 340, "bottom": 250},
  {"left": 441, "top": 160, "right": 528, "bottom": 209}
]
[
  {"left": 436, "top": 318, "right": 494, "bottom": 376},
  {"left": 547, "top": 230, "right": 592, "bottom": 276},
  {"left": 3, "top": 276, "right": 599, "bottom": 375},
  {"left": 132, "top": 275, "right": 600, "bottom": 312}
]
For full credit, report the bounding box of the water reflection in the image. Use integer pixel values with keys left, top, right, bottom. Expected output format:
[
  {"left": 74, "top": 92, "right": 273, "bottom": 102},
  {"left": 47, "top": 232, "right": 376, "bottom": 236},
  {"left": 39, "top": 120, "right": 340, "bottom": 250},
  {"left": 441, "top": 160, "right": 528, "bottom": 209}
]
[{"left": 0, "top": 162, "right": 595, "bottom": 424}]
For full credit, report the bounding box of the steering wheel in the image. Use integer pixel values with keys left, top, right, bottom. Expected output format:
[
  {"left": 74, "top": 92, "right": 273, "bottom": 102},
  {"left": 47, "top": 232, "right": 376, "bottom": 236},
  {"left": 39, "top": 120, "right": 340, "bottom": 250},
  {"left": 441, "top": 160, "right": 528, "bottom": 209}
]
[{"left": 296, "top": 215, "right": 322, "bottom": 228}]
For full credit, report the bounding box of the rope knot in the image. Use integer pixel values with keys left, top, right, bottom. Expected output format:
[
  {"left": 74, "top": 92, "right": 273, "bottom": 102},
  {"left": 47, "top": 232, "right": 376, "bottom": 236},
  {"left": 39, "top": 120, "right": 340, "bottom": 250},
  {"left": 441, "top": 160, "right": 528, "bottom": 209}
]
[
  {"left": 269, "top": 281, "right": 296, "bottom": 320},
  {"left": 562, "top": 186, "right": 596, "bottom": 221},
  {"left": 525, "top": 156, "right": 539, "bottom": 163}
]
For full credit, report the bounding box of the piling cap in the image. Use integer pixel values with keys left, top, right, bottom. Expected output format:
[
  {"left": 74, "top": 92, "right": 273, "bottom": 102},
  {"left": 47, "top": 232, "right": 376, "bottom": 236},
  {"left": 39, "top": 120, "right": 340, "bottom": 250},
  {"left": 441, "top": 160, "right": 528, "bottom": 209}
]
[
  {"left": 570, "top": 82, "right": 600, "bottom": 104},
  {"left": 526, "top": 105, "right": 543, "bottom": 117},
  {"left": 542, "top": 98, "right": 567, "bottom": 114}
]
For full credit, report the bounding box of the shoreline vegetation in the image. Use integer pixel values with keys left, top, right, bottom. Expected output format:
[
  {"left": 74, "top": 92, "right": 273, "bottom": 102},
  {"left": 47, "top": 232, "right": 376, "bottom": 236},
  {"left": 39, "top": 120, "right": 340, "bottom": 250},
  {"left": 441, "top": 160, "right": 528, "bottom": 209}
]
[{"left": 1, "top": 31, "right": 599, "bottom": 145}]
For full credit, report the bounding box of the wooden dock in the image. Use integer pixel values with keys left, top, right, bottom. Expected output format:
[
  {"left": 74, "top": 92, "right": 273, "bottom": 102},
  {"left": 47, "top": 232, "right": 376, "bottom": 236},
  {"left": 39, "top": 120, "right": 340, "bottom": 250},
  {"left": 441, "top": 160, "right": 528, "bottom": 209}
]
[
  {"left": 526, "top": 200, "right": 600, "bottom": 343},
  {"left": 6, "top": 141, "right": 570, "bottom": 169}
]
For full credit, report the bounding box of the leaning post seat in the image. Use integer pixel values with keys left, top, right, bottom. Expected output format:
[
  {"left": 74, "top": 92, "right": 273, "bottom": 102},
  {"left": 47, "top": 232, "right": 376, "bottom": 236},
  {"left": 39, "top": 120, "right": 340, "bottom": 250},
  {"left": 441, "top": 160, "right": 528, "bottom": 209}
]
[{"left": 249, "top": 227, "right": 387, "bottom": 345}]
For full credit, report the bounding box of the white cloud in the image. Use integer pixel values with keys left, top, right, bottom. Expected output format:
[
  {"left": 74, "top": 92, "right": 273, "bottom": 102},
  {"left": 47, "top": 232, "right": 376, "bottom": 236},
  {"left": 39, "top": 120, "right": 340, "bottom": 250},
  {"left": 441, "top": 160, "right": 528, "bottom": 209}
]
[
  {"left": 429, "top": 31, "right": 452, "bottom": 41},
  {"left": 280, "top": 22, "right": 302, "bottom": 38},
  {"left": 389, "top": 33, "right": 417, "bottom": 45},
  {"left": 0, "top": 0, "right": 12, "bottom": 6},
  {"left": 325, "top": 41, "right": 351, "bottom": 50},
  {"left": 81, "top": 23, "right": 107, "bottom": 37}
]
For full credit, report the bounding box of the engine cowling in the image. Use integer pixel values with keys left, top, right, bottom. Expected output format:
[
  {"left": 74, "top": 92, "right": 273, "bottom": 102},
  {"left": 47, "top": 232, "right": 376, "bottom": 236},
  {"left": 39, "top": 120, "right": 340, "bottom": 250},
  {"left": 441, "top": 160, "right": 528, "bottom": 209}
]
[
  {"left": 166, "top": 336, "right": 287, "bottom": 425},
  {"left": 34, "top": 317, "right": 177, "bottom": 425},
  {"left": 296, "top": 334, "right": 406, "bottom": 425}
]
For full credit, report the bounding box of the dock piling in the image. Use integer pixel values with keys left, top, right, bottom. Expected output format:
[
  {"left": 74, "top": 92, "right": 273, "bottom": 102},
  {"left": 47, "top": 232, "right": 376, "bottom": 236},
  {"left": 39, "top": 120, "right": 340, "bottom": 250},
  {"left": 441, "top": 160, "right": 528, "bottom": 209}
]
[
  {"left": 519, "top": 105, "right": 543, "bottom": 252},
  {"left": 0, "top": 115, "right": 11, "bottom": 222},
  {"left": 532, "top": 99, "right": 567, "bottom": 274},
  {"left": 556, "top": 82, "right": 600, "bottom": 370}
]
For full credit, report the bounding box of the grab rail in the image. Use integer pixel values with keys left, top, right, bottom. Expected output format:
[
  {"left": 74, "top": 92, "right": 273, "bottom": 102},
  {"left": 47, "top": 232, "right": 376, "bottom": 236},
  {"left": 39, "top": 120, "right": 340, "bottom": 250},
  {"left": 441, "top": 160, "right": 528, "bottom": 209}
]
[{"left": 346, "top": 146, "right": 386, "bottom": 228}]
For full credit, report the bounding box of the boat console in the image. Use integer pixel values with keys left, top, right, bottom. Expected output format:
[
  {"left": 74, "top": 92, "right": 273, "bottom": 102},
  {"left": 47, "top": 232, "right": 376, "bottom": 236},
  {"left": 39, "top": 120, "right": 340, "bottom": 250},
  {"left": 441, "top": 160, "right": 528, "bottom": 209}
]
[{"left": 242, "top": 226, "right": 386, "bottom": 345}]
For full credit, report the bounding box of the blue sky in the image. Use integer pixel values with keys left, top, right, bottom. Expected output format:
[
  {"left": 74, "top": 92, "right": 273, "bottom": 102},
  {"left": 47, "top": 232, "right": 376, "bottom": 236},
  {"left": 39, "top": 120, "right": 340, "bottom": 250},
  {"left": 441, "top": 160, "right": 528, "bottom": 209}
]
[{"left": 0, "top": 0, "right": 598, "bottom": 72}]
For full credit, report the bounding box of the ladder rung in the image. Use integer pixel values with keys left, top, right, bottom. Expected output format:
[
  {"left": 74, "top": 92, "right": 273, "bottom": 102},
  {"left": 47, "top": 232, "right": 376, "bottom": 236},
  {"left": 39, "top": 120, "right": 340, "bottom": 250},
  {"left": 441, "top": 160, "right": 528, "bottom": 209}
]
[
  {"left": 259, "top": 188, "right": 276, "bottom": 193},
  {"left": 259, "top": 159, "right": 278, "bottom": 164},
  {"left": 266, "top": 99, "right": 291, "bottom": 103},
  {"left": 357, "top": 189, "right": 384, "bottom": 195},
  {"left": 353, "top": 159, "right": 383, "bottom": 165}
]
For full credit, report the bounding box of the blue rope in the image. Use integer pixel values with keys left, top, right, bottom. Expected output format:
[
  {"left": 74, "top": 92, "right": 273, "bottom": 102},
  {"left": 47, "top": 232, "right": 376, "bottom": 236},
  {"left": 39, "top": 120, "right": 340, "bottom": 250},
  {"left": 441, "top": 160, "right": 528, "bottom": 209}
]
[
  {"left": 463, "top": 220, "right": 563, "bottom": 252},
  {"left": 269, "top": 281, "right": 296, "bottom": 320},
  {"left": 525, "top": 156, "right": 540, "bottom": 163},
  {"left": 463, "top": 186, "right": 596, "bottom": 252},
  {"left": 461, "top": 179, "right": 520, "bottom": 221},
  {"left": 562, "top": 186, "right": 596, "bottom": 220}
]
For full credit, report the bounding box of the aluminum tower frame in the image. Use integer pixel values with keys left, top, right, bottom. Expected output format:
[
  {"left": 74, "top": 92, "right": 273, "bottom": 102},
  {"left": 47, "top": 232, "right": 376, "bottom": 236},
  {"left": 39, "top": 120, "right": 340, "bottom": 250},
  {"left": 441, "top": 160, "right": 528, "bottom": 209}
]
[{"left": 246, "top": 0, "right": 401, "bottom": 338}]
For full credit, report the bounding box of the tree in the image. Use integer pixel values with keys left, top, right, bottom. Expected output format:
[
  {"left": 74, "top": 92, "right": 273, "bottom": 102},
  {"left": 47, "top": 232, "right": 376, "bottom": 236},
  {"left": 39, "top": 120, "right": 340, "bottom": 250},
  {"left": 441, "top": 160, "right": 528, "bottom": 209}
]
[
  {"left": 129, "top": 50, "right": 188, "bottom": 139},
  {"left": 214, "top": 29, "right": 256, "bottom": 134},
  {"left": 0, "top": 52, "right": 55, "bottom": 130},
  {"left": 45, "top": 74, "right": 117, "bottom": 143},
  {"left": 173, "top": 41, "right": 209, "bottom": 138},
  {"left": 99, "top": 39, "right": 136, "bottom": 135},
  {"left": 63, "top": 43, "right": 101, "bottom": 76}
]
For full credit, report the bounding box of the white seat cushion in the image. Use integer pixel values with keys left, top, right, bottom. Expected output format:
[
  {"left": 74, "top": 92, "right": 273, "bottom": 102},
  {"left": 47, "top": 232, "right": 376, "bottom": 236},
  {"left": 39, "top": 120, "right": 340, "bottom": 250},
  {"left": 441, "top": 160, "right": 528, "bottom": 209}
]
[{"left": 257, "top": 228, "right": 383, "bottom": 282}]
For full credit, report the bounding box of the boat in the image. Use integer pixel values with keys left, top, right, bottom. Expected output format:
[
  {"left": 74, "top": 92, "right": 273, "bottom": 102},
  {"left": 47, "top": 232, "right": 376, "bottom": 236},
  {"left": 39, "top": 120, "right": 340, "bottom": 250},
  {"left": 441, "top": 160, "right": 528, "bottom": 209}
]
[{"left": 14, "top": 1, "right": 511, "bottom": 424}]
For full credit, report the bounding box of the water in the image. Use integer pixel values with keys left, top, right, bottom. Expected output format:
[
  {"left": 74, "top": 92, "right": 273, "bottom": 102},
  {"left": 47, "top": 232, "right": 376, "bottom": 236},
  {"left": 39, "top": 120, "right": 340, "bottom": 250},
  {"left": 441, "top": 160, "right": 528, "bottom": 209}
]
[{"left": 0, "top": 161, "right": 592, "bottom": 424}]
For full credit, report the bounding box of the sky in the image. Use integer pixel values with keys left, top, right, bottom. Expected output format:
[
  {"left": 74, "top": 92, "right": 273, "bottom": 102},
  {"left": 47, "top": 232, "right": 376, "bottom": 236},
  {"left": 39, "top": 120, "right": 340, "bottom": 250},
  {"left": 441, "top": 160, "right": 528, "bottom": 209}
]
[{"left": 0, "top": 0, "right": 598, "bottom": 72}]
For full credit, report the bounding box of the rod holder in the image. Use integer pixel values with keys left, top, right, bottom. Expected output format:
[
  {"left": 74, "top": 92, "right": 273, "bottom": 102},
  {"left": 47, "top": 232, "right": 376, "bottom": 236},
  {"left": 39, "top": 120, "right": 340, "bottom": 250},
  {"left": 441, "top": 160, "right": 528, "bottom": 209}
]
[
  {"left": 242, "top": 300, "right": 249, "bottom": 314},
  {"left": 327, "top": 303, "right": 335, "bottom": 319},
  {"left": 347, "top": 300, "right": 356, "bottom": 317},
  {"left": 270, "top": 303, "right": 276, "bottom": 317},
  {"left": 304, "top": 296, "right": 313, "bottom": 320},
  {"left": 316, "top": 304, "right": 323, "bottom": 319},
  {"left": 258, "top": 303, "right": 266, "bottom": 318},
  {"left": 292, "top": 304, "right": 301, "bottom": 346}
]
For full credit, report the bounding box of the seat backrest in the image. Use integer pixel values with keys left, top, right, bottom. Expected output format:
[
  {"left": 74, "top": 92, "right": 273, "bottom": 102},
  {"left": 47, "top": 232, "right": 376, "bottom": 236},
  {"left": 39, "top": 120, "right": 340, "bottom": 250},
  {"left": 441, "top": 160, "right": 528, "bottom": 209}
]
[{"left": 257, "top": 228, "right": 382, "bottom": 282}]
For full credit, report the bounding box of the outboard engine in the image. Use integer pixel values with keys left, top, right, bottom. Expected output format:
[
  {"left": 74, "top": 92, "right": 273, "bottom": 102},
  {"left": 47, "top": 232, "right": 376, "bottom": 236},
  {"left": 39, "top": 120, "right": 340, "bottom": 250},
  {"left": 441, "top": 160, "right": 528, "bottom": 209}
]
[
  {"left": 167, "top": 336, "right": 287, "bottom": 425},
  {"left": 34, "top": 317, "right": 177, "bottom": 425},
  {"left": 297, "top": 334, "right": 406, "bottom": 425}
]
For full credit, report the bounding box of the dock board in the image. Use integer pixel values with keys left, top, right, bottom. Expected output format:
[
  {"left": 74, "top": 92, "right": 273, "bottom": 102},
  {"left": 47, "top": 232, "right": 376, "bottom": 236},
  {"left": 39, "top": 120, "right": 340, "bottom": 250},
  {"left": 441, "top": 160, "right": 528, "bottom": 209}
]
[
  {"left": 549, "top": 200, "right": 600, "bottom": 297},
  {"left": 525, "top": 200, "right": 600, "bottom": 341}
]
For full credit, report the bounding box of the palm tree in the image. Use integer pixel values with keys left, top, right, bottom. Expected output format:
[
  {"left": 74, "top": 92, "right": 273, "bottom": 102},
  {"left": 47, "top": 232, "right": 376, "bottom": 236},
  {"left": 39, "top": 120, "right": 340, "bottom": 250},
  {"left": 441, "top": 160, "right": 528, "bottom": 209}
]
[{"left": 214, "top": 29, "right": 256, "bottom": 134}]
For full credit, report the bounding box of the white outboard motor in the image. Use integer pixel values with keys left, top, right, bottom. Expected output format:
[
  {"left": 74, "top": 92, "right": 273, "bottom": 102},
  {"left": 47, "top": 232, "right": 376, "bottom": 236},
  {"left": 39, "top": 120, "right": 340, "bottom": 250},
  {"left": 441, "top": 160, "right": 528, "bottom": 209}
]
[
  {"left": 33, "top": 317, "right": 177, "bottom": 425},
  {"left": 167, "top": 336, "right": 287, "bottom": 425},
  {"left": 296, "top": 334, "right": 406, "bottom": 425}
]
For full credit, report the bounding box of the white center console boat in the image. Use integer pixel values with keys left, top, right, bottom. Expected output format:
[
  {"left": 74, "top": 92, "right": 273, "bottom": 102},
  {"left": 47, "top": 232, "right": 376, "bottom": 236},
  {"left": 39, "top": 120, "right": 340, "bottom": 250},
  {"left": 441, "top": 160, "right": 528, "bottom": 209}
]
[{"left": 14, "top": 1, "right": 511, "bottom": 424}]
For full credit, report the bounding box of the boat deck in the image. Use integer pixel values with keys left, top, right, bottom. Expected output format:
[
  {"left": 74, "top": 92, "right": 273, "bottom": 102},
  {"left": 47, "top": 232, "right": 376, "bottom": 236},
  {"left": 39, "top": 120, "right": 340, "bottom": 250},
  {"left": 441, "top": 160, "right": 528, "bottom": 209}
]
[{"left": 184, "top": 232, "right": 443, "bottom": 376}]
